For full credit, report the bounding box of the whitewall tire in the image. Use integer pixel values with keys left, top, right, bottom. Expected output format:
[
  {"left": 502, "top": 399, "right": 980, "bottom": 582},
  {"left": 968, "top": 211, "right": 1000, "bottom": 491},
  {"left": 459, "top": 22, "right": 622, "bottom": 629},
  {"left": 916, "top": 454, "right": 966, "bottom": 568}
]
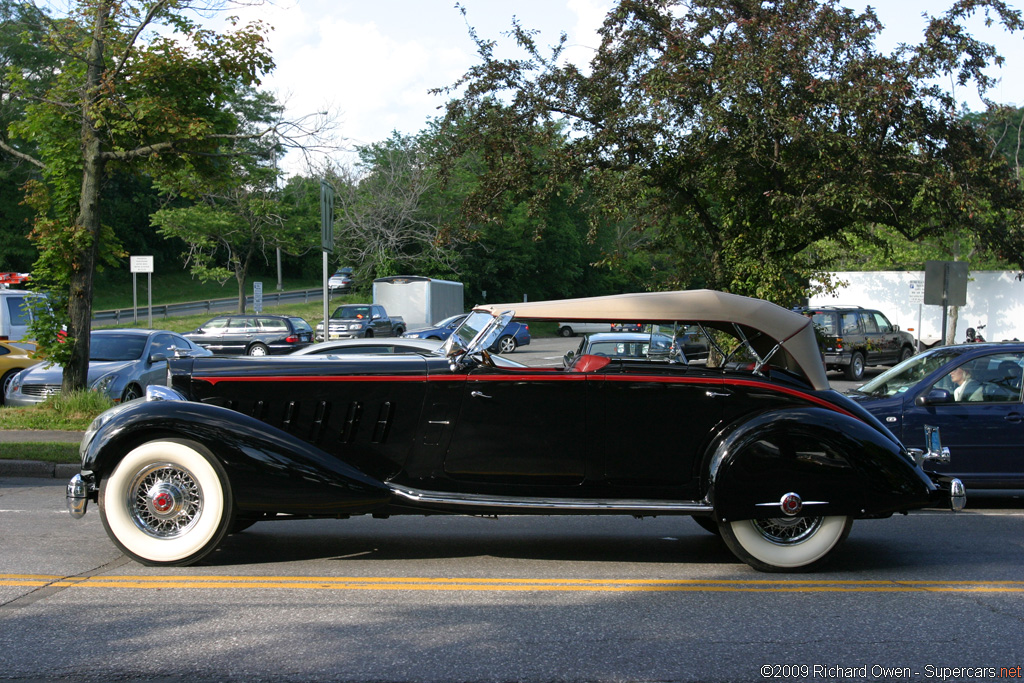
[
  {"left": 720, "top": 515, "right": 852, "bottom": 572},
  {"left": 99, "top": 439, "right": 233, "bottom": 566}
]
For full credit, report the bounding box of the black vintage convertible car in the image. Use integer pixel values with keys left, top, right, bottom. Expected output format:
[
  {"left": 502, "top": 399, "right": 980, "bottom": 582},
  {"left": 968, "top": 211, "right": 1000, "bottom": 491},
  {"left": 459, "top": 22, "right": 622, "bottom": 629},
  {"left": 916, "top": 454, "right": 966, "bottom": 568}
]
[{"left": 67, "top": 291, "right": 964, "bottom": 572}]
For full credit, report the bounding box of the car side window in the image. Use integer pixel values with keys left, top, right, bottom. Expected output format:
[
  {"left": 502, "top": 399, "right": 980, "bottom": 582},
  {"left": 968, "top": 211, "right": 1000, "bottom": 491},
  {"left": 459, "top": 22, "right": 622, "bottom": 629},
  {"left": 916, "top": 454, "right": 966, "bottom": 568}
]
[
  {"left": 258, "top": 317, "right": 287, "bottom": 332},
  {"left": 972, "top": 353, "right": 1024, "bottom": 403},
  {"left": 149, "top": 334, "right": 177, "bottom": 359},
  {"left": 203, "top": 318, "right": 229, "bottom": 331},
  {"left": 871, "top": 313, "right": 892, "bottom": 334},
  {"left": 840, "top": 312, "right": 859, "bottom": 335},
  {"left": 861, "top": 313, "right": 879, "bottom": 334}
]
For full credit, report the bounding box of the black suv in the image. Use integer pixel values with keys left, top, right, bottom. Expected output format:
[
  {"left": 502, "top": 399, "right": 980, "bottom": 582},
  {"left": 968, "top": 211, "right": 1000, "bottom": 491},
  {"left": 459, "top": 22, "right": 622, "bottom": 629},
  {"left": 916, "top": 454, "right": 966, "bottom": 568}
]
[
  {"left": 801, "top": 306, "right": 916, "bottom": 380},
  {"left": 185, "top": 315, "right": 314, "bottom": 356}
]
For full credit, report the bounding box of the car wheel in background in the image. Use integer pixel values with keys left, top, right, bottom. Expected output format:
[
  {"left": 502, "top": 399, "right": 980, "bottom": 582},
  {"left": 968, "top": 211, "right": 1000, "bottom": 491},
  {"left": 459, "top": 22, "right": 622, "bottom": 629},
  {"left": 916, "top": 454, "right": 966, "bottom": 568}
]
[
  {"left": 559, "top": 326, "right": 574, "bottom": 337},
  {"left": 899, "top": 346, "right": 914, "bottom": 363},
  {"left": 719, "top": 515, "right": 853, "bottom": 572},
  {"left": 247, "top": 343, "right": 269, "bottom": 356},
  {"left": 496, "top": 335, "right": 517, "bottom": 354},
  {"left": 844, "top": 352, "right": 865, "bottom": 380},
  {"left": 98, "top": 438, "right": 234, "bottom": 566},
  {"left": 120, "top": 384, "right": 142, "bottom": 403},
  {"left": 1, "top": 369, "right": 19, "bottom": 406}
]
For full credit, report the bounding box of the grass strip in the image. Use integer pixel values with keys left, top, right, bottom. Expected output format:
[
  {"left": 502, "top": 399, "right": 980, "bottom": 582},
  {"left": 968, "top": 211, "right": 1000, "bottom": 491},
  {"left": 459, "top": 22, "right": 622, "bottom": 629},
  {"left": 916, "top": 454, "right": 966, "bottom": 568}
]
[{"left": 0, "top": 442, "right": 80, "bottom": 463}]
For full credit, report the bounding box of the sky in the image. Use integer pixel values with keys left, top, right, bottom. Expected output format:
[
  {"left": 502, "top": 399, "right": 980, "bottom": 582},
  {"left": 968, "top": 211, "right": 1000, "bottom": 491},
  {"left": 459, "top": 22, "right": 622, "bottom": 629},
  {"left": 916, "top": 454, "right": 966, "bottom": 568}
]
[{"left": 217, "top": 0, "right": 1024, "bottom": 174}]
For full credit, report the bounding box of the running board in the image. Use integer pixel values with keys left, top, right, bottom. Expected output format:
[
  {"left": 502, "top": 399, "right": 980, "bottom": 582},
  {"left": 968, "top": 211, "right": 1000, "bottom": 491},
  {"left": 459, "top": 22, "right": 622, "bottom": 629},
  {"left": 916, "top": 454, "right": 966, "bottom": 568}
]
[{"left": 388, "top": 485, "right": 713, "bottom": 514}]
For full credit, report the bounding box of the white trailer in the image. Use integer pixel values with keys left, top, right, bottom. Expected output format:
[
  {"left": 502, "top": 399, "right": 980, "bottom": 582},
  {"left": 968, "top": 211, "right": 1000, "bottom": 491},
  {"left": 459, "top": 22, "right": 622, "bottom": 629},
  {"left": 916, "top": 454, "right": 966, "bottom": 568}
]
[{"left": 372, "top": 276, "right": 464, "bottom": 328}]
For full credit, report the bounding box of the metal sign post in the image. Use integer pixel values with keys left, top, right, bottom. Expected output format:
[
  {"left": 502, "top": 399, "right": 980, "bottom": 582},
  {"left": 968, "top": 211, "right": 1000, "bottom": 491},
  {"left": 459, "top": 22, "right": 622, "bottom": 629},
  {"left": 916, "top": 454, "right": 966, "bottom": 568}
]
[
  {"left": 130, "top": 255, "right": 154, "bottom": 327},
  {"left": 320, "top": 181, "right": 335, "bottom": 339},
  {"left": 924, "top": 260, "right": 968, "bottom": 345},
  {"left": 908, "top": 279, "right": 924, "bottom": 351}
]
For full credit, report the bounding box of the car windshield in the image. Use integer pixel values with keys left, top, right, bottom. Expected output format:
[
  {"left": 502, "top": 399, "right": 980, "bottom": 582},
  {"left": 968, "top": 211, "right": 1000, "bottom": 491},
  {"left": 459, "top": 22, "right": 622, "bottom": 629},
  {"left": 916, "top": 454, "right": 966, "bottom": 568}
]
[
  {"left": 853, "top": 348, "right": 965, "bottom": 398},
  {"left": 89, "top": 333, "right": 147, "bottom": 361},
  {"left": 333, "top": 306, "right": 370, "bottom": 319}
]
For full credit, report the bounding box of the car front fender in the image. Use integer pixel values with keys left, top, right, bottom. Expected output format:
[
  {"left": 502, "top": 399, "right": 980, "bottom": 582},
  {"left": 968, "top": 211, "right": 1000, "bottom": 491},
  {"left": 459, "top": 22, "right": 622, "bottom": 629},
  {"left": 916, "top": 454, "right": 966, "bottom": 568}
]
[
  {"left": 704, "top": 407, "right": 937, "bottom": 522},
  {"left": 80, "top": 398, "right": 391, "bottom": 516}
]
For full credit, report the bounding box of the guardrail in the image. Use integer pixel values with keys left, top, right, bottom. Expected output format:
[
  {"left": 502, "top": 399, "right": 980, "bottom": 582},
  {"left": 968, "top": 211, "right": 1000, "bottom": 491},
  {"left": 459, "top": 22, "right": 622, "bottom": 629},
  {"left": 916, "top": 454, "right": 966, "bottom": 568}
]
[{"left": 92, "top": 288, "right": 324, "bottom": 326}]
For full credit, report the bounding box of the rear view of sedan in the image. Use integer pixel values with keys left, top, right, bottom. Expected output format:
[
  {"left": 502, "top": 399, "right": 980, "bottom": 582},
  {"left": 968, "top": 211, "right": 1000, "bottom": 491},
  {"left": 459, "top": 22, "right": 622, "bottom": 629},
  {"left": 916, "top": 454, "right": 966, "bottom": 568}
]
[{"left": 5, "top": 329, "right": 210, "bottom": 406}]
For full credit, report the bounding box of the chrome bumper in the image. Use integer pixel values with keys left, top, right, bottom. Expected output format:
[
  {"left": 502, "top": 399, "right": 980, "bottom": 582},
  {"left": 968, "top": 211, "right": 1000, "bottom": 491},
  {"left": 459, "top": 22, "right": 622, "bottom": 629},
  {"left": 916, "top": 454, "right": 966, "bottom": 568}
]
[
  {"left": 66, "top": 474, "right": 89, "bottom": 519},
  {"left": 949, "top": 478, "right": 966, "bottom": 512}
]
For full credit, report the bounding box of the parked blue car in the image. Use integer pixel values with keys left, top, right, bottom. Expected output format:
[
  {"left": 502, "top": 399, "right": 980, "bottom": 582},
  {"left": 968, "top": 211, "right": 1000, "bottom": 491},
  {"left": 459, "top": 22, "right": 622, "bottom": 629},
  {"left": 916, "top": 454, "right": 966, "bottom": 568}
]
[
  {"left": 402, "top": 314, "right": 530, "bottom": 353},
  {"left": 847, "top": 342, "right": 1024, "bottom": 491}
]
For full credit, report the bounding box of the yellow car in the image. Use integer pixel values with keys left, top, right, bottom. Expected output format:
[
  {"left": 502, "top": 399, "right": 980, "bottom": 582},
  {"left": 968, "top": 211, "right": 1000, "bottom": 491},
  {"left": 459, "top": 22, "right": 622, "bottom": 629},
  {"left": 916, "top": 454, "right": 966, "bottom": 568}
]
[{"left": 0, "top": 340, "right": 42, "bottom": 406}]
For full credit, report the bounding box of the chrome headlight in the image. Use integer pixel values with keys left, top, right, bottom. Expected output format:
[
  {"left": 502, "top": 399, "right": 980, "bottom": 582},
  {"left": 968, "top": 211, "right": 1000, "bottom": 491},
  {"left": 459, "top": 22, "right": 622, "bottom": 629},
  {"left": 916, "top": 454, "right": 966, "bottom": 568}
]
[{"left": 6, "top": 369, "right": 25, "bottom": 396}]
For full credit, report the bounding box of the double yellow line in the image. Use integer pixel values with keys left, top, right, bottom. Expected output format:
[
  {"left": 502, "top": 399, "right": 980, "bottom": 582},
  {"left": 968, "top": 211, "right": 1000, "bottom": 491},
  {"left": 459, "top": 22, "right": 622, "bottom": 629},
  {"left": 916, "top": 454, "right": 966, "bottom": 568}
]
[{"left": 4, "top": 574, "right": 1024, "bottom": 593}]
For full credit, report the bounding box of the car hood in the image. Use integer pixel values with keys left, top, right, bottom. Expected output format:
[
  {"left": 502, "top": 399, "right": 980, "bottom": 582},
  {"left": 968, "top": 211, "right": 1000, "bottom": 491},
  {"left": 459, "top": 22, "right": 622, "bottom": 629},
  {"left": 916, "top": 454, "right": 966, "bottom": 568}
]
[{"left": 18, "top": 359, "right": 138, "bottom": 384}]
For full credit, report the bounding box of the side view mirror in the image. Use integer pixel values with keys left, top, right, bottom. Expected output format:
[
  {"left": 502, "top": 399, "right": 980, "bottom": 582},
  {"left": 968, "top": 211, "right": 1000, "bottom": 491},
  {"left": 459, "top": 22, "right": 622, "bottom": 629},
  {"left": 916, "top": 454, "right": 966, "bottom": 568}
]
[
  {"left": 915, "top": 388, "right": 952, "bottom": 406},
  {"left": 149, "top": 353, "right": 168, "bottom": 364}
]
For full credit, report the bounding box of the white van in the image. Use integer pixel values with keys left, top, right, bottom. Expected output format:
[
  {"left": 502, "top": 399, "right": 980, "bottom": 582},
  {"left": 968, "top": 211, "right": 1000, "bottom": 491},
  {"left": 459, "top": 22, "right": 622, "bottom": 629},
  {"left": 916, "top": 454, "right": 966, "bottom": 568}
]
[
  {"left": 0, "top": 290, "right": 45, "bottom": 341},
  {"left": 557, "top": 321, "right": 613, "bottom": 337}
]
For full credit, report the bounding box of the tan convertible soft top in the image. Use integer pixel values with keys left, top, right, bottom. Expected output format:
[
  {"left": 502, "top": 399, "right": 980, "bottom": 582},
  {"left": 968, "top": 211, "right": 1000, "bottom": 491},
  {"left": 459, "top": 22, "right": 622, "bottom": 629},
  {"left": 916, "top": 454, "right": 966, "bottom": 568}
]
[{"left": 475, "top": 290, "right": 829, "bottom": 391}]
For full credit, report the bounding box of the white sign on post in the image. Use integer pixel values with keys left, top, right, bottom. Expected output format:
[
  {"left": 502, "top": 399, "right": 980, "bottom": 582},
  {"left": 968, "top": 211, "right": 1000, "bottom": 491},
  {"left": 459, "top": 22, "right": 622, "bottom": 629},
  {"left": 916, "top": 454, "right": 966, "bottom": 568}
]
[
  {"left": 253, "top": 281, "right": 263, "bottom": 313},
  {"left": 129, "top": 255, "right": 154, "bottom": 326},
  {"left": 130, "top": 255, "right": 154, "bottom": 273},
  {"left": 908, "top": 279, "right": 924, "bottom": 305}
]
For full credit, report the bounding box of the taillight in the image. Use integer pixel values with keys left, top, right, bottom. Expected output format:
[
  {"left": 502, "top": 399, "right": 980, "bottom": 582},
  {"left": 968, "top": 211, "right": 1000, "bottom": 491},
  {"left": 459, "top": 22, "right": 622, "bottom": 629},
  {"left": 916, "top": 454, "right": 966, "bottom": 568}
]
[
  {"left": 285, "top": 335, "right": 299, "bottom": 343},
  {"left": 835, "top": 336, "right": 843, "bottom": 351}
]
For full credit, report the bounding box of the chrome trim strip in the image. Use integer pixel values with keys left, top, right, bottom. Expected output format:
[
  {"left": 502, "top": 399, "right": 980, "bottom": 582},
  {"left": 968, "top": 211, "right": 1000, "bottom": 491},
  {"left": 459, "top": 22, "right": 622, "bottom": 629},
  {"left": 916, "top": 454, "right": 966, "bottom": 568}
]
[
  {"left": 146, "top": 385, "right": 187, "bottom": 402},
  {"left": 755, "top": 501, "right": 828, "bottom": 507},
  {"left": 388, "top": 485, "right": 713, "bottom": 513}
]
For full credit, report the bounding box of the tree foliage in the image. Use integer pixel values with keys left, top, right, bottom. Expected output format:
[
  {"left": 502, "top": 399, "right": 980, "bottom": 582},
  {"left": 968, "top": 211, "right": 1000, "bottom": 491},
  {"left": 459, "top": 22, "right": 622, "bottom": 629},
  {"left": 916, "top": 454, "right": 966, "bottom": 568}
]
[
  {"left": 1, "top": 0, "right": 281, "bottom": 389},
  {"left": 433, "top": 0, "right": 1024, "bottom": 305}
]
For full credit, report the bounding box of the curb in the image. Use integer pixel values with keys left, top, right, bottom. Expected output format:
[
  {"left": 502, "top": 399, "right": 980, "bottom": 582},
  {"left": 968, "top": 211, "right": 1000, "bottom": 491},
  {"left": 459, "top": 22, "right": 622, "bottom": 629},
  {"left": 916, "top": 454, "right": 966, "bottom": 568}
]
[{"left": 1, "top": 460, "right": 80, "bottom": 479}]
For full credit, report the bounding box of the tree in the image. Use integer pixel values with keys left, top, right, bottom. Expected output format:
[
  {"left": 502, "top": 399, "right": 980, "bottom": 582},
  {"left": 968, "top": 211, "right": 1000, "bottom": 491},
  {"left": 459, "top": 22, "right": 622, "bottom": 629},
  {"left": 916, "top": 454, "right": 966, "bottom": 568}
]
[
  {"left": 434, "top": 0, "right": 1024, "bottom": 305},
  {"left": 0, "top": 0, "right": 318, "bottom": 392},
  {"left": 327, "top": 133, "right": 460, "bottom": 283}
]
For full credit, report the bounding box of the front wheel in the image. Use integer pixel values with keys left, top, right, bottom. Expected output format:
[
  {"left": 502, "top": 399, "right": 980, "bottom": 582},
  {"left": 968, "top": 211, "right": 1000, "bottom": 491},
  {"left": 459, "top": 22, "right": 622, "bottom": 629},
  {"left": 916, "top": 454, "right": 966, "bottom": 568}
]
[
  {"left": 1, "top": 369, "right": 19, "bottom": 406},
  {"left": 99, "top": 439, "right": 234, "bottom": 566},
  {"left": 120, "top": 384, "right": 142, "bottom": 403},
  {"left": 899, "top": 346, "right": 914, "bottom": 364},
  {"left": 719, "top": 515, "right": 852, "bottom": 572}
]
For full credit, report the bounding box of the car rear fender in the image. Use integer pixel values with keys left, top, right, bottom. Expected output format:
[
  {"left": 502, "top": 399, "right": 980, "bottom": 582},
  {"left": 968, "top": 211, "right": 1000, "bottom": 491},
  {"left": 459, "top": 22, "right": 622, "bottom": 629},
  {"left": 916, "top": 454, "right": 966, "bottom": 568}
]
[
  {"left": 703, "top": 407, "right": 936, "bottom": 522},
  {"left": 80, "top": 399, "right": 391, "bottom": 516}
]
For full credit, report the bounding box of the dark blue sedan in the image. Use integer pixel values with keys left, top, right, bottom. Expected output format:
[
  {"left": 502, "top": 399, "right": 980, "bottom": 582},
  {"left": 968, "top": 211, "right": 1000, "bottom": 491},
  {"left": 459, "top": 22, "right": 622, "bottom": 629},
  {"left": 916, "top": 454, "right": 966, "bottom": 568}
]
[
  {"left": 402, "top": 314, "right": 530, "bottom": 353},
  {"left": 847, "top": 343, "right": 1024, "bottom": 491}
]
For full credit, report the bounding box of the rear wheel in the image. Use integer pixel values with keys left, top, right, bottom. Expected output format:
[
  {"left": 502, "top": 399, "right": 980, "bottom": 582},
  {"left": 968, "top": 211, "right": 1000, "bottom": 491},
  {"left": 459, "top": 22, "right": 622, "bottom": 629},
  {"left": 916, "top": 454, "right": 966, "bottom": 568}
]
[
  {"left": 843, "top": 352, "right": 865, "bottom": 380},
  {"left": 247, "top": 343, "right": 269, "bottom": 356},
  {"left": 99, "top": 439, "right": 233, "bottom": 566},
  {"left": 495, "top": 335, "right": 517, "bottom": 354},
  {"left": 720, "top": 515, "right": 852, "bottom": 572},
  {"left": 559, "top": 326, "right": 574, "bottom": 337}
]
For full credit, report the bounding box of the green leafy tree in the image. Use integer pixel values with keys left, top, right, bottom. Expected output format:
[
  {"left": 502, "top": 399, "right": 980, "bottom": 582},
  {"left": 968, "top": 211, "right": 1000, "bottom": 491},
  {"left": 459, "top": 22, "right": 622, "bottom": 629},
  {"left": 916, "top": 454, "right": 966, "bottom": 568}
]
[
  {"left": 434, "top": 0, "right": 1024, "bottom": 305},
  {"left": 0, "top": 0, "right": 277, "bottom": 391}
]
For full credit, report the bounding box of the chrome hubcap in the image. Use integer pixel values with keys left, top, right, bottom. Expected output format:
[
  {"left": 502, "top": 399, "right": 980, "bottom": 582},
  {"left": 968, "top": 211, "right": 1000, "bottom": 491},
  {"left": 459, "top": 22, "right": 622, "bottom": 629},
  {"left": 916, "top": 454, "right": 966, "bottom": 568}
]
[
  {"left": 127, "top": 463, "right": 203, "bottom": 538},
  {"left": 751, "top": 516, "right": 822, "bottom": 545}
]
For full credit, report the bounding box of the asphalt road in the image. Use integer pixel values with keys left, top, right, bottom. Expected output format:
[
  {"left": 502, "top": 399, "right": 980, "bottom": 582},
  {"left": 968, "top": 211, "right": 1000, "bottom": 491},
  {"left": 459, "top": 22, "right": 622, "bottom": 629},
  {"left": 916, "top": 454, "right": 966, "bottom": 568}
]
[{"left": 2, "top": 477, "right": 1023, "bottom": 683}]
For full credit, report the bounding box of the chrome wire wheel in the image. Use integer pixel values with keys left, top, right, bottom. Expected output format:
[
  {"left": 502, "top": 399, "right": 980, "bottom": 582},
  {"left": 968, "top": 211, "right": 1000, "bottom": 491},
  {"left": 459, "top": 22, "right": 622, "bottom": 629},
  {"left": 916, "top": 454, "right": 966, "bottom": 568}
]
[
  {"left": 126, "top": 462, "right": 204, "bottom": 539},
  {"left": 720, "top": 515, "right": 853, "bottom": 572},
  {"left": 99, "top": 439, "right": 233, "bottom": 566},
  {"left": 750, "top": 516, "right": 823, "bottom": 545}
]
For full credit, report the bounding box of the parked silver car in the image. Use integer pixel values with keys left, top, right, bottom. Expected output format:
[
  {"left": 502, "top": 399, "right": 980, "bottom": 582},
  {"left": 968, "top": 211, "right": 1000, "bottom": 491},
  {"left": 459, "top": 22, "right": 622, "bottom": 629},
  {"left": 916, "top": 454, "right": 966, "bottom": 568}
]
[{"left": 4, "top": 329, "right": 210, "bottom": 406}]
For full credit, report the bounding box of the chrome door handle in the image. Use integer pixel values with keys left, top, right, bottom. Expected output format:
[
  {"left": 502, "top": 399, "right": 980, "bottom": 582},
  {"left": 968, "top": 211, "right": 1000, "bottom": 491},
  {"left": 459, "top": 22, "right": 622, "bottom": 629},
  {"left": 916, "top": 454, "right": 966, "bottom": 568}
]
[{"left": 471, "top": 391, "right": 492, "bottom": 399}]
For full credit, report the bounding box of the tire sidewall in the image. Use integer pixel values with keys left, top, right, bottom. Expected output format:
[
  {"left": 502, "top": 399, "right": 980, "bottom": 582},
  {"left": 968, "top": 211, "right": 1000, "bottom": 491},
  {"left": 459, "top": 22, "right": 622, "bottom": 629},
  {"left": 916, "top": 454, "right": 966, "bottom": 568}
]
[
  {"left": 99, "top": 439, "right": 233, "bottom": 566},
  {"left": 720, "top": 515, "right": 852, "bottom": 572},
  {"left": 248, "top": 344, "right": 268, "bottom": 356}
]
